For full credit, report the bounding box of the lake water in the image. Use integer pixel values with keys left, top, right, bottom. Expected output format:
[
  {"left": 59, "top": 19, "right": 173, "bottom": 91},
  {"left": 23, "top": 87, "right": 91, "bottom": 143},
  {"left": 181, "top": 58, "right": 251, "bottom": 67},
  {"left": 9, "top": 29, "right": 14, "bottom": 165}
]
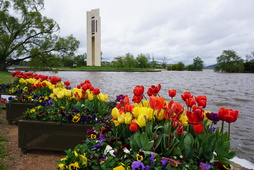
[{"left": 38, "top": 69, "right": 254, "bottom": 165}]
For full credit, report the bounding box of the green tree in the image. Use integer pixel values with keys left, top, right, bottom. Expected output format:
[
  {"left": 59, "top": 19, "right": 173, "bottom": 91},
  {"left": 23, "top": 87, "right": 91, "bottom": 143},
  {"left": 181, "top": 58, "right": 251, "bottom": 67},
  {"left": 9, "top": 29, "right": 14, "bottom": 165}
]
[
  {"left": 136, "top": 53, "right": 148, "bottom": 69},
  {"left": 193, "top": 56, "right": 204, "bottom": 71},
  {"left": 112, "top": 57, "right": 124, "bottom": 69},
  {"left": 214, "top": 50, "right": 244, "bottom": 73},
  {"left": 0, "top": 0, "right": 80, "bottom": 71},
  {"left": 123, "top": 53, "right": 136, "bottom": 69},
  {"left": 74, "top": 54, "right": 86, "bottom": 66}
]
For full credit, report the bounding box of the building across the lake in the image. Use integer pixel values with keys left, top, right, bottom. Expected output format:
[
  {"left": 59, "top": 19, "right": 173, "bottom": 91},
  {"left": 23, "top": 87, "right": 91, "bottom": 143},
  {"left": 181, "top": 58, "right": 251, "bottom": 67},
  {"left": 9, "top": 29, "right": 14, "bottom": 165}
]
[{"left": 86, "top": 9, "right": 101, "bottom": 66}]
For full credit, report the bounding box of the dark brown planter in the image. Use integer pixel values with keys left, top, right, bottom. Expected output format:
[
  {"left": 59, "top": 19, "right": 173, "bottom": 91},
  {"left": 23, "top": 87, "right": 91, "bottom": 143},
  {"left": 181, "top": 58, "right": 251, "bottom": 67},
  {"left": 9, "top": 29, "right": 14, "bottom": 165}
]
[
  {"left": 18, "top": 119, "right": 93, "bottom": 153},
  {"left": 6, "top": 102, "right": 37, "bottom": 124}
]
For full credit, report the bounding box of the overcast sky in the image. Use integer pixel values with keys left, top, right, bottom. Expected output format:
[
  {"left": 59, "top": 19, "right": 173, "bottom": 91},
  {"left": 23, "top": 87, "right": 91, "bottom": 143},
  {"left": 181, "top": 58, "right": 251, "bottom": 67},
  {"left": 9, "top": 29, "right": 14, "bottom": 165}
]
[{"left": 42, "top": 0, "right": 254, "bottom": 66}]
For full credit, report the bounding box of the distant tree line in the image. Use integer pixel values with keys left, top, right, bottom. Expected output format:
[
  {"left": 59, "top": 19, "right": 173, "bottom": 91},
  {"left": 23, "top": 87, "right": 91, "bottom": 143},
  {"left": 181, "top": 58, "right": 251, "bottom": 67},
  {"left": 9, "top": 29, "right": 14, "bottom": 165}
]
[{"left": 214, "top": 50, "right": 254, "bottom": 73}]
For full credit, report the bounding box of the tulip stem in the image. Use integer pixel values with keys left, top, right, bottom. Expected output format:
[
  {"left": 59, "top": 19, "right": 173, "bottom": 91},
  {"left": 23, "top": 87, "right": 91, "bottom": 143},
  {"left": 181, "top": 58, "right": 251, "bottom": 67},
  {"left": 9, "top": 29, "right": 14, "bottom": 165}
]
[
  {"left": 228, "top": 123, "right": 231, "bottom": 140},
  {"left": 221, "top": 121, "right": 224, "bottom": 134}
]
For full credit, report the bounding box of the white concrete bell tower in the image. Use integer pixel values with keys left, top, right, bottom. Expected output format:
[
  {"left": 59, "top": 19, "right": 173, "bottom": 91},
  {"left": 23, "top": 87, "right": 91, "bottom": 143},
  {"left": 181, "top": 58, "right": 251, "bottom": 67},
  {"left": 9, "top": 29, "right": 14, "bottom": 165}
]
[{"left": 87, "top": 9, "right": 101, "bottom": 66}]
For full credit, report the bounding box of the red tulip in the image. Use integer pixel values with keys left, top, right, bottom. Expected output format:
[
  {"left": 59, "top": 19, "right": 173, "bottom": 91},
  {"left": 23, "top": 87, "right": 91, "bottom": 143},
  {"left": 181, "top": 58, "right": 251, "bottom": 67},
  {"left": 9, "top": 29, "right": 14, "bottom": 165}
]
[
  {"left": 93, "top": 88, "right": 100, "bottom": 95},
  {"left": 185, "top": 97, "right": 196, "bottom": 108},
  {"left": 186, "top": 107, "right": 204, "bottom": 125},
  {"left": 64, "top": 81, "right": 71, "bottom": 86},
  {"left": 181, "top": 91, "right": 192, "bottom": 101},
  {"left": 176, "top": 125, "right": 184, "bottom": 135},
  {"left": 147, "top": 84, "right": 161, "bottom": 96},
  {"left": 171, "top": 101, "right": 184, "bottom": 115},
  {"left": 133, "top": 85, "right": 144, "bottom": 96},
  {"left": 132, "top": 95, "right": 143, "bottom": 103},
  {"left": 168, "top": 89, "right": 177, "bottom": 98},
  {"left": 193, "top": 123, "right": 204, "bottom": 133},
  {"left": 129, "top": 122, "right": 139, "bottom": 132},
  {"left": 195, "top": 95, "right": 207, "bottom": 108},
  {"left": 218, "top": 107, "right": 239, "bottom": 123}
]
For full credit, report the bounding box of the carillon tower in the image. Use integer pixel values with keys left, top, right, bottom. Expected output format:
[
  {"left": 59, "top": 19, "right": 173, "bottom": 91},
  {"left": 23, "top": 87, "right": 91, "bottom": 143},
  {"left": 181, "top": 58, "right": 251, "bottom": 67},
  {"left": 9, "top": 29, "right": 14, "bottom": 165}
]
[{"left": 87, "top": 9, "right": 101, "bottom": 66}]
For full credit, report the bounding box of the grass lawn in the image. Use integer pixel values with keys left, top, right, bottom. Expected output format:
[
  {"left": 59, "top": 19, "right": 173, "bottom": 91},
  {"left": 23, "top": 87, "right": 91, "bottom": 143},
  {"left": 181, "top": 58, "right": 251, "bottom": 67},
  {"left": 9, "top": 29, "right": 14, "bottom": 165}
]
[
  {"left": 57, "top": 66, "right": 156, "bottom": 71},
  {"left": 0, "top": 71, "right": 12, "bottom": 84}
]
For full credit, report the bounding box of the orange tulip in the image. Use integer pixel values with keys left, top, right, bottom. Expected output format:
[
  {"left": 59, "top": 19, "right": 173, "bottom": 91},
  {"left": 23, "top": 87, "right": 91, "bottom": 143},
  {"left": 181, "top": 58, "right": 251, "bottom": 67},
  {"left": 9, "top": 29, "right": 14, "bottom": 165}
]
[{"left": 149, "top": 96, "right": 165, "bottom": 110}]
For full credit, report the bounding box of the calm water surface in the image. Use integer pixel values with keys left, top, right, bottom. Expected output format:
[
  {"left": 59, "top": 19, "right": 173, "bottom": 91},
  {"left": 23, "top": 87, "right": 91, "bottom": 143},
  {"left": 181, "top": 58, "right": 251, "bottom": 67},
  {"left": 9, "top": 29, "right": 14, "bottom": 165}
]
[{"left": 38, "top": 69, "right": 254, "bottom": 163}]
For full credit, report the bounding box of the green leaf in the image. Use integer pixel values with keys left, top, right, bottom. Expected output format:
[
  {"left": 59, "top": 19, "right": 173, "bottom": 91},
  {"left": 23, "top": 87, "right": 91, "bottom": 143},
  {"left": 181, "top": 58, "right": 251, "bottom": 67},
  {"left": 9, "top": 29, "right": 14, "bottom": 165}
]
[
  {"left": 144, "top": 140, "right": 154, "bottom": 151},
  {"left": 217, "top": 141, "right": 230, "bottom": 157},
  {"left": 140, "top": 132, "right": 150, "bottom": 147},
  {"left": 226, "top": 151, "right": 236, "bottom": 159}
]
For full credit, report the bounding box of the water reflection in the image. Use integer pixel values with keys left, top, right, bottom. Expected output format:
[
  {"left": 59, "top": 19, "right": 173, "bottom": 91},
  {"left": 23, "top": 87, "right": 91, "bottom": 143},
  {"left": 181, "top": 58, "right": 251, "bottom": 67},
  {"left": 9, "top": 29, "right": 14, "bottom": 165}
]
[{"left": 37, "top": 69, "right": 254, "bottom": 163}]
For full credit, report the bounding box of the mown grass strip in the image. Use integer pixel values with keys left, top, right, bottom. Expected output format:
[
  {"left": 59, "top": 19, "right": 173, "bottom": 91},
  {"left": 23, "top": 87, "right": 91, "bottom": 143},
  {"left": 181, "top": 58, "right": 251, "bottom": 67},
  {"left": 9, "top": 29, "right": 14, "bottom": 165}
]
[{"left": 0, "top": 71, "right": 12, "bottom": 84}]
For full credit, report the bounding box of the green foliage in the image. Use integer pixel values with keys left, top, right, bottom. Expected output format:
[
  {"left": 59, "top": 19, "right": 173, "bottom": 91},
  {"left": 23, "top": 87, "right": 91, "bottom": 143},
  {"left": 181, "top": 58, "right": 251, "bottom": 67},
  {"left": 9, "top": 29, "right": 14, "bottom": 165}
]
[
  {"left": 136, "top": 53, "right": 148, "bottom": 69},
  {"left": 187, "top": 56, "right": 204, "bottom": 71},
  {"left": 167, "top": 62, "right": 185, "bottom": 71},
  {"left": 214, "top": 50, "right": 244, "bottom": 73},
  {"left": 244, "top": 61, "right": 254, "bottom": 73},
  {"left": 0, "top": 0, "right": 80, "bottom": 71},
  {"left": 124, "top": 53, "right": 136, "bottom": 69}
]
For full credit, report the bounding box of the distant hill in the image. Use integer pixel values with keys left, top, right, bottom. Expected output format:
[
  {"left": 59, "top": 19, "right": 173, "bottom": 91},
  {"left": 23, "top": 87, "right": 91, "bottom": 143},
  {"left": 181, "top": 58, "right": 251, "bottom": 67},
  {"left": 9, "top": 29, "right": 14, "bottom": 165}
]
[{"left": 205, "top": 64, "right": 217, "bottom": 68}]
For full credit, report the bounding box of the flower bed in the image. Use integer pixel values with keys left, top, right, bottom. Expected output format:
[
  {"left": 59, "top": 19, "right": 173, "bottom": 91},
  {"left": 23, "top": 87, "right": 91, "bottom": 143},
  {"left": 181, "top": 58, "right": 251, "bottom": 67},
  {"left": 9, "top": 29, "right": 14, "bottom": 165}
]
[{"left": 57, "top": 84, "right": 239, "bottom": 170}]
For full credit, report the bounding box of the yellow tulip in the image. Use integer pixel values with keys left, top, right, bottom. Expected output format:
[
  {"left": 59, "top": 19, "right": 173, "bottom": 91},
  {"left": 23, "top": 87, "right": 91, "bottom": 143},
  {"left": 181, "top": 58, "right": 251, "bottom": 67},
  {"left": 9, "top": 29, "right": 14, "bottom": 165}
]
[
  {"left": 155, "top": 109, "right": 164, "bottom": 121},
  {"left": 19, "top": 78, "right": 26, "bottom": 84},
  {"left": 53, "top": 88, "right": 61, "bottom": 95},
  {"left": 64, "top": 89, "right": 72, "bottom": 97},
  {"left": 132, "top": 107, "right": 140, "bottom": 118},
  {"left": 57, "top": 91, "right": 65, "bottom": 99},
  {"left": 111, "top": 107, "right": 120, "bottom": 119},
  {"left": 180, "top": 114, "right": 188, "bottom": 126},
  {"left": 97, "top": 93, "right": 108, "bottom": 101},
  {"left": 124, "top": 112, "right": 132, "bottom": 124},
  {"left": 117, "top": 114, "right": 125, "bottom": 124},
  {"left": 135, "top": 115, "right": 146, "bottom": 127}
]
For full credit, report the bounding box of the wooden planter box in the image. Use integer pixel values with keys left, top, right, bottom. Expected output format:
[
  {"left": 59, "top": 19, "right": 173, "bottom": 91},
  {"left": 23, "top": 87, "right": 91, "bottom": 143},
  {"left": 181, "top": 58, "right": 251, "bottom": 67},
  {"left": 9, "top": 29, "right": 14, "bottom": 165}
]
[
  {"left": 6, "top": 102, "right": 37, "bottom": 124},
  {"left": 18, "top": 119, "right": 93, "bottom": 153}
]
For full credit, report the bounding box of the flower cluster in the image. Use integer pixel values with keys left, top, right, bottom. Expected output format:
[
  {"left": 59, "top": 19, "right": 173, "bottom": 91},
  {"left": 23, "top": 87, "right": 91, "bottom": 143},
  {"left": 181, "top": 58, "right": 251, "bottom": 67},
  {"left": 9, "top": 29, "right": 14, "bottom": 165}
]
[
  {"left": 23, "top": 78, "right": 115, "bottom": 124},
  {"left": 58, "top": 84, "right": 239, "bottom": 169}
]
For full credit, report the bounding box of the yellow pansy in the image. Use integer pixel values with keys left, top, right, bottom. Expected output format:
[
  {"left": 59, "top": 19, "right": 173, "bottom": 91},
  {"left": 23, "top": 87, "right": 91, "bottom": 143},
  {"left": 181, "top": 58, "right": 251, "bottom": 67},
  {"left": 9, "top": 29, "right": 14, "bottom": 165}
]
[
  {"left": 113, "top": 165, "right": 125, "bottom": 170},
  {"left": 74, "top": 151, "right": 78, "bottom": 157},
  {"left": 30, "top": 108, "right": 36, "bottom": 113},
  {"left": 80, "top": 153, "right": 88, "bottom": 165},
  {"left": 58, "top": 163, "right": 65, "bottom": 170},
  {"left": 69, "top": 162, "right": 79, "bottom": 169}
]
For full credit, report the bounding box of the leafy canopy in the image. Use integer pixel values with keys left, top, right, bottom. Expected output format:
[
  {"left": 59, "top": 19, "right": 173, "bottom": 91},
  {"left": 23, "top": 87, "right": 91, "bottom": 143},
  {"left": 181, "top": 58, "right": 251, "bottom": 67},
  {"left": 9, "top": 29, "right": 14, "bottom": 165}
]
[{"left": 0, "top": 0, "right": 80, "bottom": 71}]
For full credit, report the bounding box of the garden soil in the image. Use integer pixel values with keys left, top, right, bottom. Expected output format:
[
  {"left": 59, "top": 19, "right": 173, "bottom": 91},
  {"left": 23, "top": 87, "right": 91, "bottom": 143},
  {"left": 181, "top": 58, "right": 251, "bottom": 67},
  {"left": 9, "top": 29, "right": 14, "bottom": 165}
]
[
  {"left": 0, "top": 110, "right": 64, "bottom": 170},
  {"left": 0, "top": 109, "right": 250, "bottom": 170}
]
